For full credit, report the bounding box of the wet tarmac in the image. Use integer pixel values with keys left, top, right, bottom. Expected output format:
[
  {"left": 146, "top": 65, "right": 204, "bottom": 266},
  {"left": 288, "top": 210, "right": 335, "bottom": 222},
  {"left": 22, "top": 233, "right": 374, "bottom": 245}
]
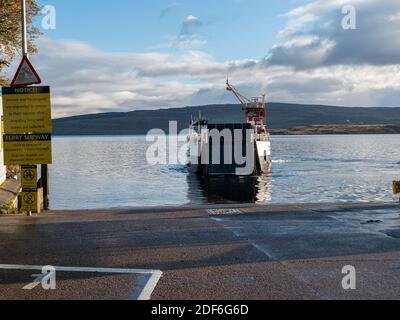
[{"left": 0, "top": 202, "right": 399, "bottom": 300}]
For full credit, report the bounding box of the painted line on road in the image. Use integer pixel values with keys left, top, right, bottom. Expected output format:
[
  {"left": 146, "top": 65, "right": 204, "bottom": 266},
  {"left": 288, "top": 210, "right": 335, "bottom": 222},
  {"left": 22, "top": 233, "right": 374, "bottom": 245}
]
[
  {"left": 0, "top": 264, "right": 163, "bottom": 300},
  {"left": 137, "top": 271, "right": 163, "bottom": 301},
  {"left": 210, "top": 216, "right": 277, "bottom": 260}
]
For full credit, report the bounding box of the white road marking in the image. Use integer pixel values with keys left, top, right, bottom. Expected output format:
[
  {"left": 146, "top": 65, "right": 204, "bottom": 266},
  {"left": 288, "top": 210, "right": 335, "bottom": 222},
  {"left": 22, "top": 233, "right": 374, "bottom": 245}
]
[
  {"left": 22, "top": 273, "right": 47, "bottom": 290},
  {"left": 210, "top": 217, "right": 277, "bottom": 260},
  {"left": 0, "top": 264, "right": 163, "bottom": 300},
  {"left": 137, "top": 271, "right": 163, "bottom": 301},
  {"left": 251, "top": 242, "right": 276, "bottom": 260}
]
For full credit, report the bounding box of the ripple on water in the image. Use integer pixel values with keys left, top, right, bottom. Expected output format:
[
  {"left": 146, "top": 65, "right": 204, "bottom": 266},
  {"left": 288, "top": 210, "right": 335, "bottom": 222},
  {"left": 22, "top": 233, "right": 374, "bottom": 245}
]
[{"left": 49, "top": 135, "right": 400, "bottom": 209}]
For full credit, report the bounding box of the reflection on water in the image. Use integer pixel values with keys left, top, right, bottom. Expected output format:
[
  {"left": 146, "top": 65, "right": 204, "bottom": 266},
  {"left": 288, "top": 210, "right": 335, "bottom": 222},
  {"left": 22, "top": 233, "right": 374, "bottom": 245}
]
[
  {"left": 50, "top": 135, "right": 400, "bottom": 209},
  {"left": 187, "top": 175, "right": 272, "bottom": 204}
]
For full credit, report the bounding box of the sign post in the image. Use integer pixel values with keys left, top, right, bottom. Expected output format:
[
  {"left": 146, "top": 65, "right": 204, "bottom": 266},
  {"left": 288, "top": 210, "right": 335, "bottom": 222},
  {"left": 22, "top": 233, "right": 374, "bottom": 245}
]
[
  {"left": 11, "top": 56, "right": 42, "bottom": 87},
  {"left": 21, "top": 0, "right": 28, "bottom": 58},
  {"left": 21, "top": 165, "right": 38, "bottom": 213},
  {"left": 21, "top": 188, "right": 38, "bottom": 213},
  {"left": 3, "top": 133, "right": 52, "bottom": 165},
  {"left": 2, "top": 87, "right": 52, "bottom": 133},
  {"left": 21, "top": 165, "right": 38, "bottom": 189},
  {"left": 0, "top": 0, "right": 51, "bottom": 213}
]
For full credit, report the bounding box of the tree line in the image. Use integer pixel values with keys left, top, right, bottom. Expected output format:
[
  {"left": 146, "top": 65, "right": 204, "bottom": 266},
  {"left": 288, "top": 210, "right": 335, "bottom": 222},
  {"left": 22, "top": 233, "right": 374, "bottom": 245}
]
[{"left": 0, "top": 0, "right": 40, "bottom": 86}]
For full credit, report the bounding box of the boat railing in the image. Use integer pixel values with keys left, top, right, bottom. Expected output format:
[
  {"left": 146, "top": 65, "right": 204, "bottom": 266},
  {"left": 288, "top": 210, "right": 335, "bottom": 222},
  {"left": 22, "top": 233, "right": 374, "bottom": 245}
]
[{"left": 254, "top": 133, "right": 271, "bottom": 142}]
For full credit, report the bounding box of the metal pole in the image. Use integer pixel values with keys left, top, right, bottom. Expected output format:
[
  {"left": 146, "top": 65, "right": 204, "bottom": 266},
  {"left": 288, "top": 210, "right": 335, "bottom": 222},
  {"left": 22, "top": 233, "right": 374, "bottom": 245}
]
[
  {"left": 21, "top": 0, "right": 28, "bottom": 57},
  {"left": 41, "top": 164, "right": 49, "bottom": 210},
  {"left": 21, "top": 0, "right": 50, "bottom": 210},
  {"left": 21, "top": 0, "right": 29, "bottom": 215}
]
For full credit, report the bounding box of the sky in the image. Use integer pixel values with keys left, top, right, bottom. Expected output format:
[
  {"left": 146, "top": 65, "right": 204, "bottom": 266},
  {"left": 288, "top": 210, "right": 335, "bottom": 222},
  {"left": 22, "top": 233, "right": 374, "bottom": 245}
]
[{"left": 4, "top": 0, "right": 400, "bottom": 118}]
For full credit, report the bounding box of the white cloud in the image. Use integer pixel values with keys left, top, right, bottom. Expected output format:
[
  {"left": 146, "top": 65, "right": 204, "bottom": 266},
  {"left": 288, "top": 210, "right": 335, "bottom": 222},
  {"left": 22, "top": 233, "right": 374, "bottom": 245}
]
[
  {"left": 267, "top": 0, "right": 400, "bottom": 67},
  {"left": 181, "top": 15, "right": 202, "bottom": 35},
  {"left": 154, "top": 15, "right": 207, "bottom": 51},
  {"left": 4, "top": 0, "right": 400, "bottom": 118},
  {"left": 6, "top": 35, "right": 399, "bottom": 118},
  {"left": 387, "top": 12, "right": 400, "bottom": 21}
]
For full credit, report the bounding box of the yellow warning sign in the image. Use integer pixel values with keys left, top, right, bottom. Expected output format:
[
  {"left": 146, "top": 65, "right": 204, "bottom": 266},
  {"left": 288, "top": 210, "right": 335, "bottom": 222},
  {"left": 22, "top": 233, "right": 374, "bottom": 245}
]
[
  {"left": 3, "top": 134, "right": 52, "bottom": 165},
  {"left": 21, "top": 188, "right": 38, "bottom": 213},
  {"left": 21, "top": 165, "right": 38, "bottom": 189},
  {"left": 1, "top": 86, "right": 52, "bottom": 134}
]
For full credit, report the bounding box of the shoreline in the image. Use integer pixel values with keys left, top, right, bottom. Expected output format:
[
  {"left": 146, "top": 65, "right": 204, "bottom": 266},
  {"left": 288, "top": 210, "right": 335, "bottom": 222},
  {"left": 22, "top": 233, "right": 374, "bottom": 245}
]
[
  {"left": 37, "top": 201, "right": 398, "bottom": 214},
  {"left": 51, "top": 124, "right": 400, "bottom": 137}
]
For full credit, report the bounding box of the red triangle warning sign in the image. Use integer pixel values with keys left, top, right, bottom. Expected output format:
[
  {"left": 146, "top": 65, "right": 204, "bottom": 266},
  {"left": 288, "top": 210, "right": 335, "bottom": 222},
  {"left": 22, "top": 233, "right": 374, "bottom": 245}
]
[{"left": 11, "top": 56, "right": 42, "bottom": 87}]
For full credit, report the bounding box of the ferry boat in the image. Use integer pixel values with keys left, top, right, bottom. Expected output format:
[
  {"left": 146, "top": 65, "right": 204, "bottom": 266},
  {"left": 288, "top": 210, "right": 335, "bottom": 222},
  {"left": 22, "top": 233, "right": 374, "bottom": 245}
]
[{"left": 188, "top": 80, "right": 271, "bottom": 176}]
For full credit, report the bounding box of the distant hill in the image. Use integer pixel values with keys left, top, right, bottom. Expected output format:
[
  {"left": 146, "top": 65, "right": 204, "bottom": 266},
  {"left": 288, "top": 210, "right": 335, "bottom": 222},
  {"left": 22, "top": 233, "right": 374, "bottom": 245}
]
[
  {"left": 270, "top": 124, "right": 400, "bottom": 135},
  {"left": 53, "top": 103, "right": 400, "bottom": 135}
]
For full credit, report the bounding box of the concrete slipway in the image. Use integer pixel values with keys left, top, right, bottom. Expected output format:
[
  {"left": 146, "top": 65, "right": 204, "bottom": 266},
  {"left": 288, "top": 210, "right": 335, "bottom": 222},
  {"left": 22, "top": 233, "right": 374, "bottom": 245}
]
[{"left": 0, "top": 202, "right": 399, "bottom": 300}]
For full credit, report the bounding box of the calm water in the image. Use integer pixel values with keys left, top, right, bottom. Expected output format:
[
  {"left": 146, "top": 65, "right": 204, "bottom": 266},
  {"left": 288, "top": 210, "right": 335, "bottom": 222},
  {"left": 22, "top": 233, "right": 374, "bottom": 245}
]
[{"left": 50, "top": 135, "right": 400, "bottom": 209}]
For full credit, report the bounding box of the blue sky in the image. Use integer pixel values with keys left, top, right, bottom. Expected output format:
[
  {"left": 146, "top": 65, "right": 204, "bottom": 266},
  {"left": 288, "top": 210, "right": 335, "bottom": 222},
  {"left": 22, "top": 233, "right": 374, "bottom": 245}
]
[
  {"left": 38, "top": 0, "right": 293, "bottom": 61},
  {"left": 10, "top": 0, "right": 400, "bottom": 117}
]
